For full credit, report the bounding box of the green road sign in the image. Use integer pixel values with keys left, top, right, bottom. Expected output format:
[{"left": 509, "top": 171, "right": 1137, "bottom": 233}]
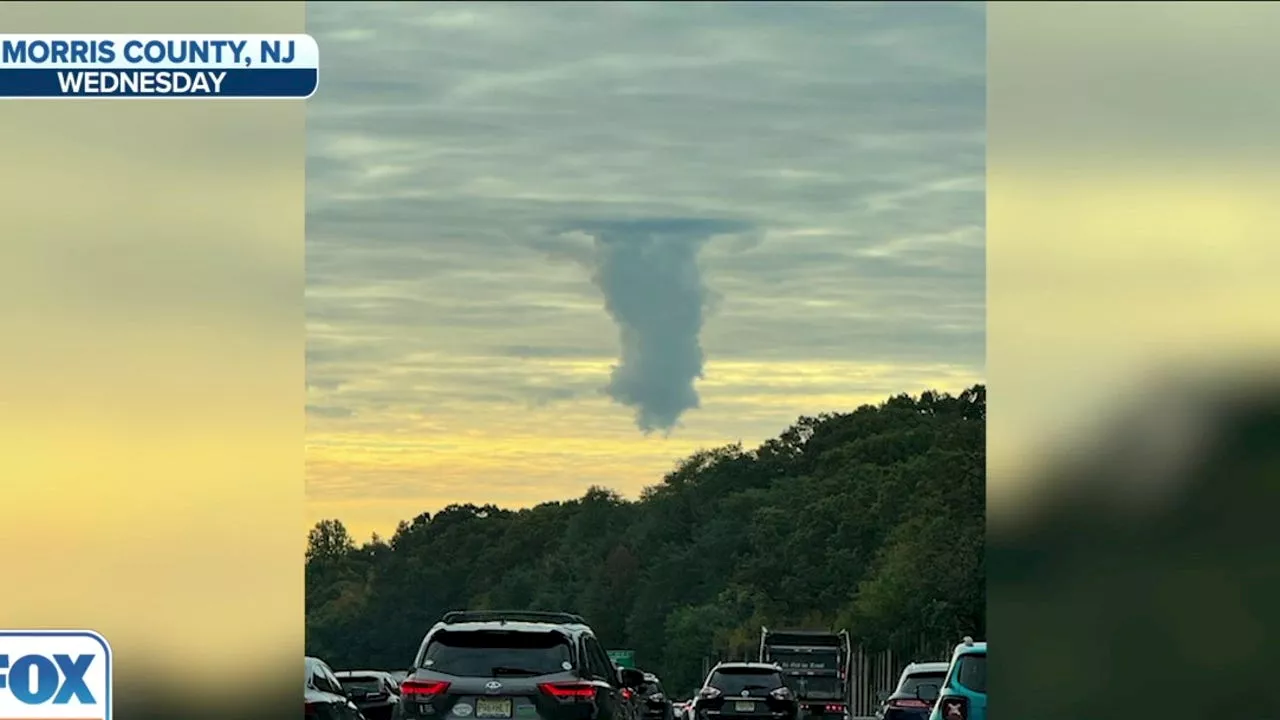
[{"left": 607, "top": 649, "right": 636, "bottom": 668}]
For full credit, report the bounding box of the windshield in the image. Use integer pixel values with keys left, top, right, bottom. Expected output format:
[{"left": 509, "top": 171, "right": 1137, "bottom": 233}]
[
  {"left": 708, "top": 670, "right": 784, "bottom": 695},
  {"left": 952, "top": 654, "right": 986, "bottom": 694},
  {"left": 421, "top": 630, "right": 573, "bottom": 677},
  {"left": 900, "top": 672, "right": 945, "bottom": 695},
  {"left": 341, "top": 676, "right": 384, "bottom": 693}
]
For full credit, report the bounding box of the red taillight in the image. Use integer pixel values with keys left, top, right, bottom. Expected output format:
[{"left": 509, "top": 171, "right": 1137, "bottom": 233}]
[
  {"left": 621, "top": 688, "right": 634, "bottom": 700},
  {"left": 888, "top": 699, "right": 929, "bottom": 709},
  {"left": 539, "top": 682, "right": 597, "bottom": 700},
  {"left": 824, "top": 705, "right": 844, "bottom": 713},
  {"left": 401, "top": 679, "right": 451, "bottom": 696}
]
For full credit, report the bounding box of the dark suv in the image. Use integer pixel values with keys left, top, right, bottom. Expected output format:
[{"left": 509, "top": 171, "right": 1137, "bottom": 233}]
[
  {"left": 875, "top": 662, "right": 948, "bottom": 720},
  {"left": 398, "top": 610, "right": 645, "bottom": 720},
  {"left": 692, "top": 663, "right": 797, "bottom": 720},
  {"left": 336, "top": 669, "right": 401, "bottom": 720},
  {"left": 636, "top": 672, "right": 674, "bottom": 720}
]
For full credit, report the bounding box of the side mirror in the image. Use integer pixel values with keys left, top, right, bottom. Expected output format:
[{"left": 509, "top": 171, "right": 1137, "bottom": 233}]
[
  {"left": 915, "top": 684, "right": 939, "bottom": 704},
  {"left": 618, "top": 667, "right": 645, "bottom": 688}
]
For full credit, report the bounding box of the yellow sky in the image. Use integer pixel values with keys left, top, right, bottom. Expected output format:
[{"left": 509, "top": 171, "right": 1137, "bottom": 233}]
[{"left": 307, "top": 359, "right": 984, "bottom": 541}]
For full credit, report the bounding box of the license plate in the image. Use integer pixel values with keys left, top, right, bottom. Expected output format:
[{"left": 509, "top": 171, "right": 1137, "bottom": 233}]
[
  {"left": 476, "top": 699, "right": 513, "bottom": 718},
  {"left": 733, "top": 701, "right": 755, "bottom": 712}
]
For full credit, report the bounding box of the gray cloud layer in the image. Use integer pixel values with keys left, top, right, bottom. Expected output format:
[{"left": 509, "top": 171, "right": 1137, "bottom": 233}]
[{"left": 305, "top": 1, "right": 985, "bottom": 462}]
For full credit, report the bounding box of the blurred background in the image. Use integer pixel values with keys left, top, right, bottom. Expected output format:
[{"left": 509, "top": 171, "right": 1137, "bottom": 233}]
[
  {"left": 988, "top": 3, "right": 1280, "bottom": 717},
  {"left": 0, "top": 2, "right": 304, "bottom": 719}
]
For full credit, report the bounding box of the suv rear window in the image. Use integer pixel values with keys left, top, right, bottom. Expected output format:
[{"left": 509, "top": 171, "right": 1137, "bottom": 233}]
[
  {"left": 421, "top": 630, "right": 573, "bottom": 677},
  {"left": 900, "top": 672, "right": 945, "bottom": 695},
  {"left": 708, "top": 669, "right": 785, "bottom": 694},
  {"left": 953, "top": 654, "right": 986, "bottom": 694},
  {"left": 341, "top": 676, "right": 384, "bottom": 693}
]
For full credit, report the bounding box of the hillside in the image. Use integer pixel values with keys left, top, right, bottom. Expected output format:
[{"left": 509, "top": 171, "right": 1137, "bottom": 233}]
[{"left": 305, "top": 385, "right": 986, "bottom": 694}]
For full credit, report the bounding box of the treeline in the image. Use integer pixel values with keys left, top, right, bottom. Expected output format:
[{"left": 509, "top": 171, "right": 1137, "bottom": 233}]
[{"left": 306, "top": 385, "right": 986, "bottom": 695}]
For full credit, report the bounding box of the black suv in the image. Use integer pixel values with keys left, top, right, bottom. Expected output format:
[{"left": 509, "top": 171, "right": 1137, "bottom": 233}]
[
  {"left": 692, "top": 663, "right": 797, "bottom": 720},
  {"left": 635, "top": 672, "right": 674, "bottom": 720},
  {"left": 398, "top": 610, "right": 645, "bottom": 720},
  {"left": 336, "top": 669, "right": 402, "bottom": 720}
]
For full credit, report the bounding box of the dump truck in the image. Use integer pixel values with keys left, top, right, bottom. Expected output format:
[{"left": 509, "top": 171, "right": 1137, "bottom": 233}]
[{"left": 758, "top": 628, "right": 850, "bottom": 720}]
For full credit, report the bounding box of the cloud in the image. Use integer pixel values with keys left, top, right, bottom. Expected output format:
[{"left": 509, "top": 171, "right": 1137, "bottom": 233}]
[
  {"left": 307, "top": 404, "right": 355, "bottom": 419},
  {"left": 570, "top": 218, "right": 751, "bottom": 432},
  {"left": 304, "top": 1, "right": 986, "bottom": 531}
]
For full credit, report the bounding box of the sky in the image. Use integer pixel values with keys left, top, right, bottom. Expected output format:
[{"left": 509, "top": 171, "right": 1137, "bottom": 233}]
[{"left": 305, "top": 1, "right": 986, "bottom": 541}]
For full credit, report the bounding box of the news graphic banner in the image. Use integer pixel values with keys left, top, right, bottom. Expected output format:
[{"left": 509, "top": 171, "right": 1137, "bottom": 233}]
[
  {"left": 0, "top": 34, "right": 318, "bottom": 98},
  {"left": 0, "top": 630, "right": 112, "bottom": 720}
]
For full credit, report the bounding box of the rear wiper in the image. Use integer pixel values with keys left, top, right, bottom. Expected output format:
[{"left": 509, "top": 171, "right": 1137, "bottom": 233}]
[{"left": 490, "top": 667, "right": 541, "bottom": 676}]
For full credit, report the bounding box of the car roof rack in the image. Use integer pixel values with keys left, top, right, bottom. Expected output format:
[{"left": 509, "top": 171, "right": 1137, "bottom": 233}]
[{"left": 440, "top": 610, "right": 588, "bottom": 626}]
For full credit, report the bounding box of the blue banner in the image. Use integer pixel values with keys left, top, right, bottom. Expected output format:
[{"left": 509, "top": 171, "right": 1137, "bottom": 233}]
[
  {"left": 0, "top": 34, "right": 318, "bottom": 99},
  {"left": 0, "top": 68, "right": 317, "bottom": 98}
]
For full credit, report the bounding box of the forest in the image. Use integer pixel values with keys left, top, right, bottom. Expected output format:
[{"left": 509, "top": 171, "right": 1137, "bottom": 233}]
[{"left": 306, "top": 385, "right": 986, "bottom": 695}]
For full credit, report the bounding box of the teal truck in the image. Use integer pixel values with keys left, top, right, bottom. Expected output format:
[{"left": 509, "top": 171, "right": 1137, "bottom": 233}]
[{"left": 927, "top": 638, "right": 985, "bottom": 720}]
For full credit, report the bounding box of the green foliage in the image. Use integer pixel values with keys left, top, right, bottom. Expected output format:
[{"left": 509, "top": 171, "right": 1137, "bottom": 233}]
[{"left": 306, "top": 386, "right": 985, "bottom": 695}]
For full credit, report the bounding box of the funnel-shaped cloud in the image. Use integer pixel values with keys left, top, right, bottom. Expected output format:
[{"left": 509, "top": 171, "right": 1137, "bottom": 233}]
[{"left": 572, "top": 218, "right": 752, "bottom": 433}]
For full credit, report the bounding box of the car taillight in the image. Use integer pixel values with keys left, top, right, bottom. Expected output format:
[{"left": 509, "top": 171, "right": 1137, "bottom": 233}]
[
  {"left": 539, "top": 682, "right": 597, "bottom": 700},
  {"left": 823, "top": 704, "right": 844, "bottom": 713},
  {"left": 401, "top": 680, "right": 451, "bottom": 696},
  {"left": 768, "top": 688, "right": 793, "bottom": 701},
  {"left": 937, "top": 696, "right": 968, "bottom": 720},
  {"left": 888, "top": 699, "right": 929, "bottom": 709}
]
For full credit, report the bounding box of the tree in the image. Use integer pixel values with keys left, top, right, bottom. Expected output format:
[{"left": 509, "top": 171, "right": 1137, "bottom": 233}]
[
  {"left": 307, "top": 518, "right": 355, "bottom": 562},
  {"left": 305, "top": 386, "right": 986, "bottom": 689}
]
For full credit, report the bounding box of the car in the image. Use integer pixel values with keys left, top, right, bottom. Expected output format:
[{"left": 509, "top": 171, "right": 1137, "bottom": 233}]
[
  {"left": 691, "top": 662, "right": 798, "bottom": 720},
  {"left": 927, "top": 638, "right": 985, "bottom": 720},
  {"left": 336, "top": 669, "right": 402, "bottom": 720},
  {"left": 307, "top": 655, "right": 368, "bottom": 719},
  {"left": 618, "top": 677, "right": 645, "bottom": 720},
  {"left": 397, "top": 609, "right": 645, "bottom": 720},
  {"left": 635, "top": 671, "right": 674, "bottom": 720},
  {"left": 874, "top": 662, "right": 949, "bottom": 720}
]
